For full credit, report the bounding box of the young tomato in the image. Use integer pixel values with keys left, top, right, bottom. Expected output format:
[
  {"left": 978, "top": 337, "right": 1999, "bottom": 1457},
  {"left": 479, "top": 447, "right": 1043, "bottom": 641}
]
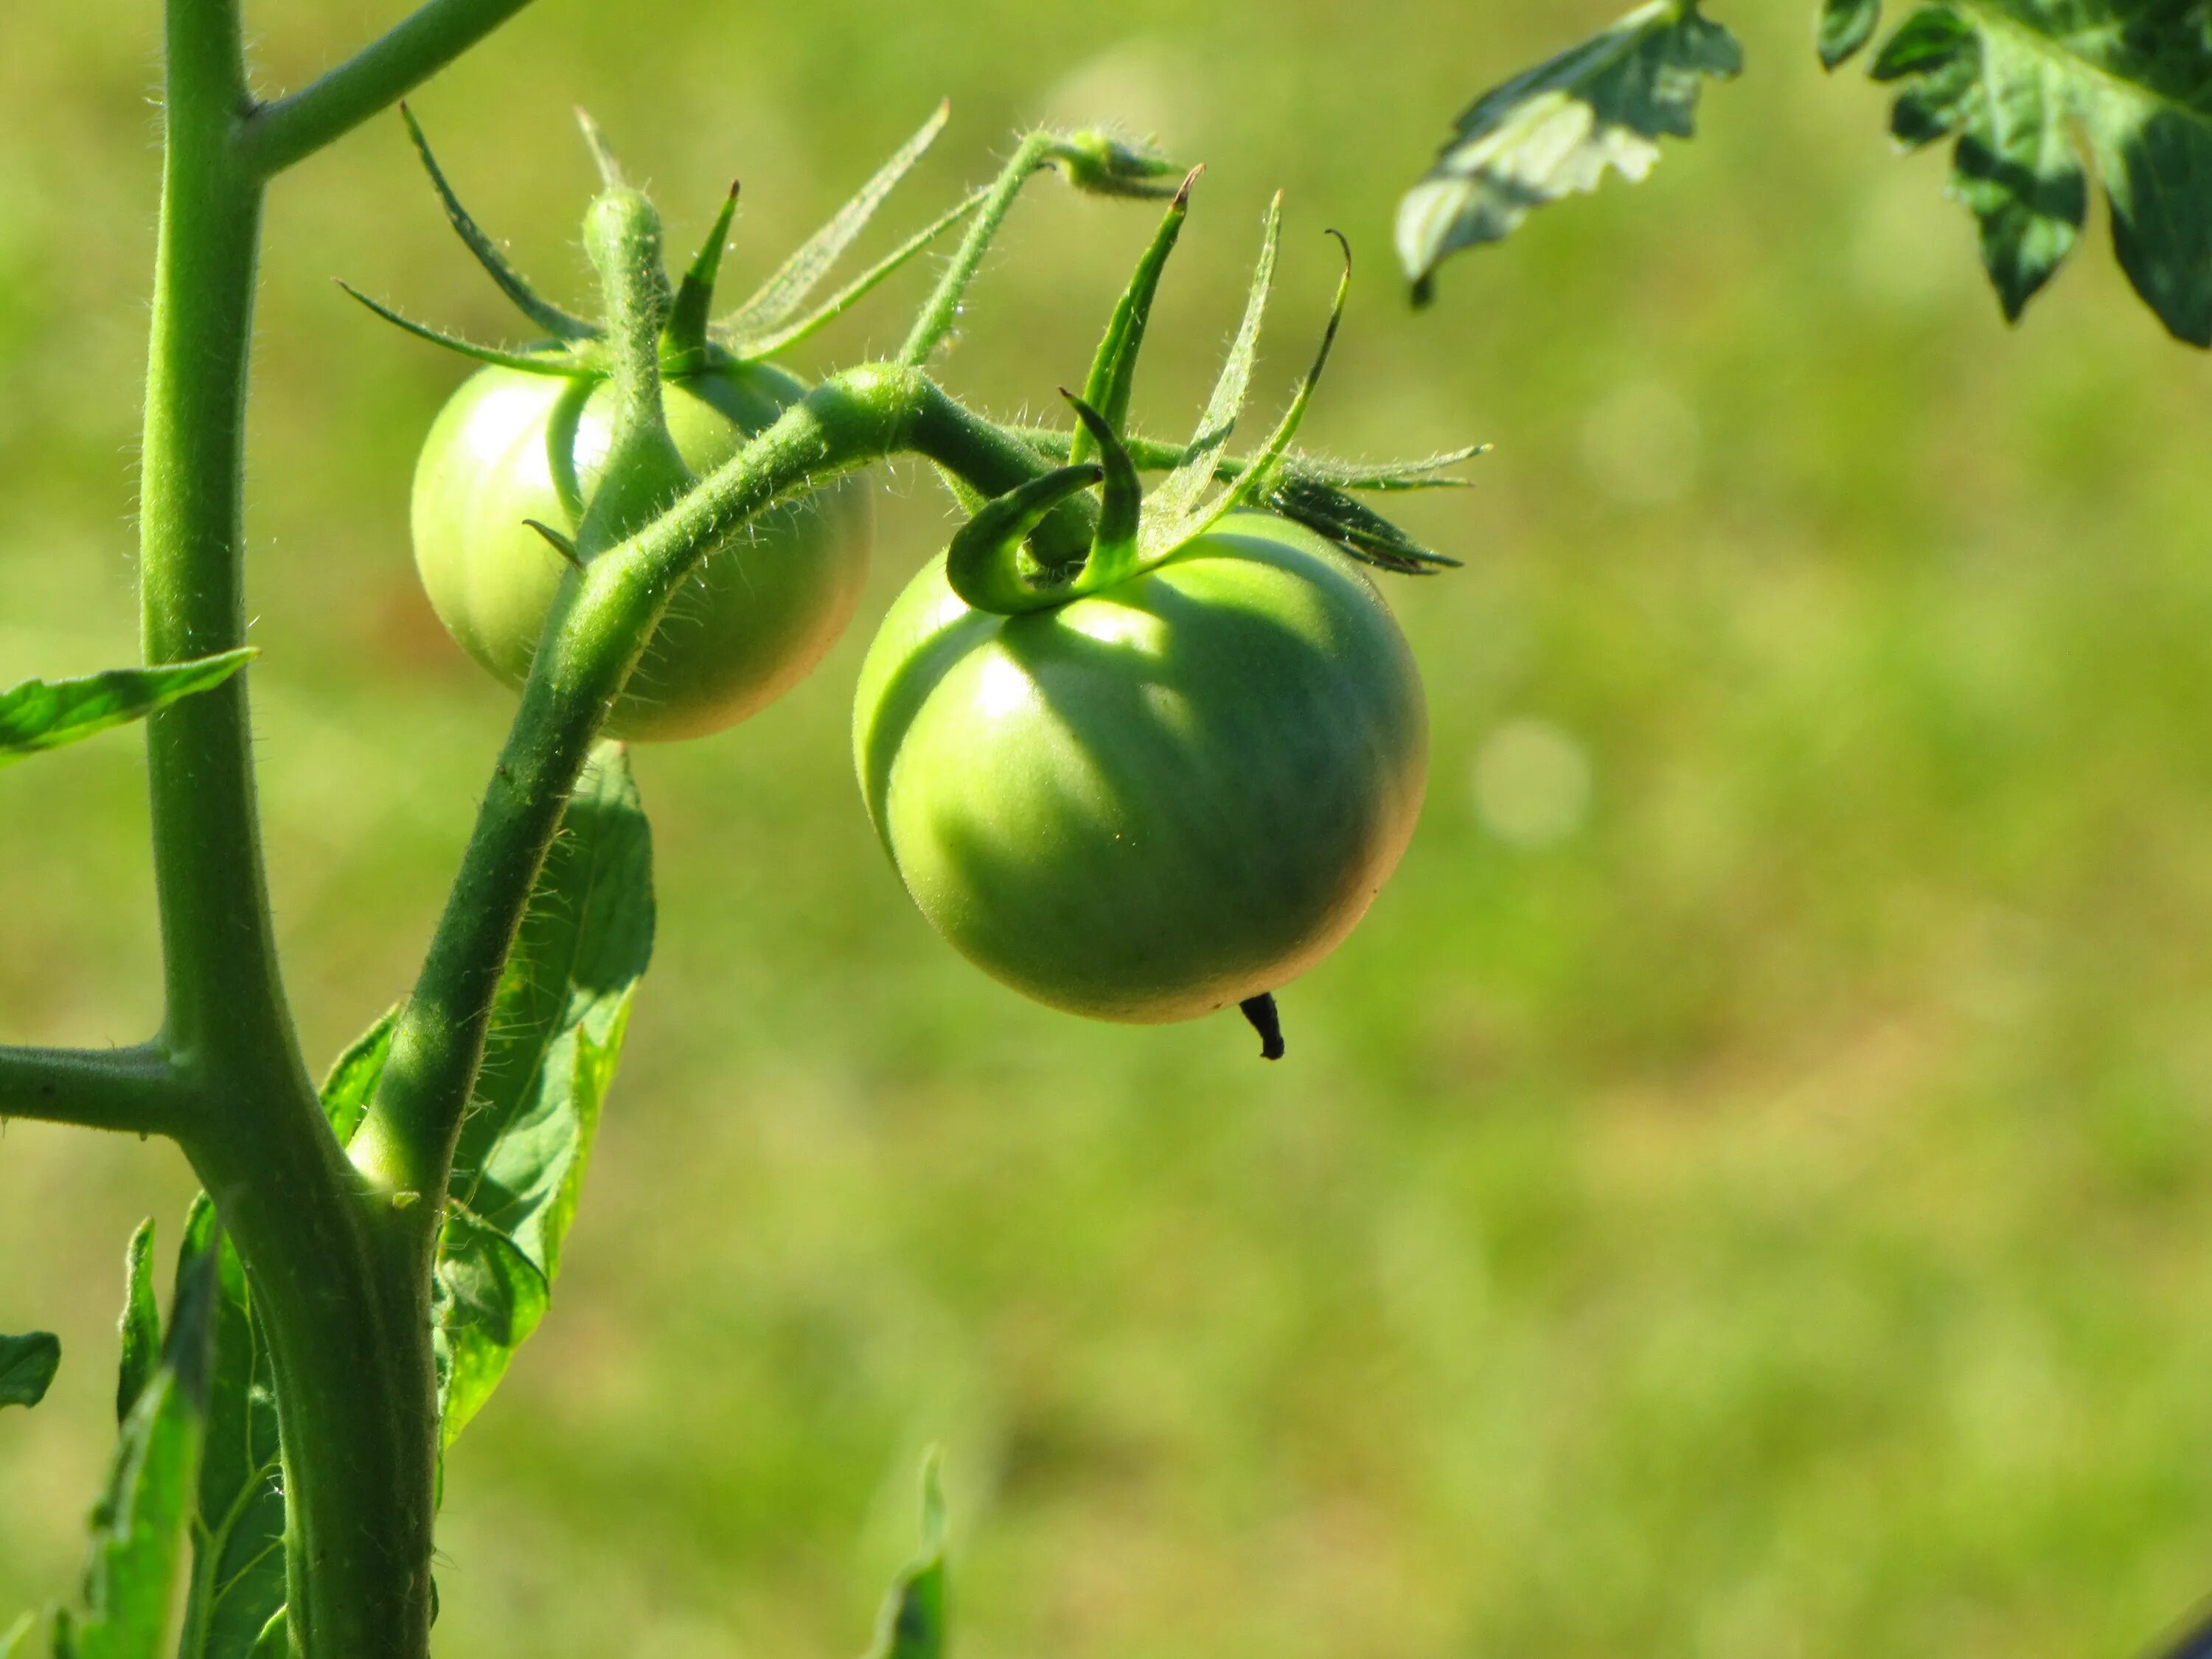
[
  {"left": 853, "top": 511, "right": 1427, "bottom": 1024},
  {"left": 411, "top": 358, "right": 871, "bottom": 742}
]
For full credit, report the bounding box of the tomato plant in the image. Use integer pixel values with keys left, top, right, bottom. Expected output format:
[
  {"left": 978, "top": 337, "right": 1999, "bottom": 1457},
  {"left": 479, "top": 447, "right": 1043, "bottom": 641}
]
[{"left": 0, "top": 13, "right": 1464, "bottom": 1652}]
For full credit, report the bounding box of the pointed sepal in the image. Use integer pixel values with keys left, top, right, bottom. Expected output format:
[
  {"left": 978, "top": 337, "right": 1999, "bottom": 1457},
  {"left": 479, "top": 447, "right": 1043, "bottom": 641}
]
[
  {"left": 400, "top": 104, "right": 597, "bottom": 342},
  {"left": 335, "top": 282, "right": 588, "bottom": 375},
  {"left": 664, "top": 180, "right": 742, "bottom": 359},
  {"left": 1062, "top": 393, "right": 1141, "bottom": 591},
  {"left": 720, "top": 100, "right": 952, "bottom": 338},
  {"left": 1072, "top": 168, "right": 1198, "bottom": 467}
]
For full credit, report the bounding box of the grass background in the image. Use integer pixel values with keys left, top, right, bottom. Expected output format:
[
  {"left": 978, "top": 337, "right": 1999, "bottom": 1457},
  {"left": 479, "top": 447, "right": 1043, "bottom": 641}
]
[{"left": 7, "top": 1, "right": 2212, "bottom": 1654}]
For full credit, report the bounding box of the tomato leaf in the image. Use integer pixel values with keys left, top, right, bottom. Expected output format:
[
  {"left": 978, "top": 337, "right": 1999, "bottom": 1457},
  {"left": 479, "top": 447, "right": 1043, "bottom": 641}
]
[
  {"left": 1072, "top": 173, "right": 1196, "bottom": 465},
  {"left": 173, "top": 1201, "right": 285, "bottom": 1659},
  {"left": 433, "top": 741, "right": 654, "bottom": 1448},
  {"left": 861, "top": 1457, "right": 948, "bottom": 1659},
  {"left": 1834, "top": 0, "right": 2212, "bottom": 344},
  {"left": 1396, "top": 0, "right": 1741, "bottom": 302},
  {"left": 55, "top": 1228, "right": 216, "bottom": 1659},
  {"left": 114, "top": 1225, "right": 158, "bottom": 1425},
  {"left": 0, "top": 1332, "right": 60, "bottom": 1411},
  {"left": 0, "top": 652, "right": 254, "bottom": 772}
]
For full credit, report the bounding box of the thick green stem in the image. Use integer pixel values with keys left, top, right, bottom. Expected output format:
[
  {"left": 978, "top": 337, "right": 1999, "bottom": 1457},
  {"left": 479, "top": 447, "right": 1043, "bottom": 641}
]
[
  {"left": 144, "top": 1, "right": 469, "bottom": 1654},
  {"left": 0, "top": 1043, "right": 196, "bottom": 1137}
]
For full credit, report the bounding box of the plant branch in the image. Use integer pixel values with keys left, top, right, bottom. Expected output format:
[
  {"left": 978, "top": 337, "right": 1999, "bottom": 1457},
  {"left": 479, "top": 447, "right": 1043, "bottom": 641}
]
[
  {"left": 235, "top": 0, "right": 540, "bottom": 178},
  {"left": 349, "top": 365, "right": 1071, "bottom": 1199},
  {"left": 0, "top": 1043, "right": 197, "bottom": 1138}
]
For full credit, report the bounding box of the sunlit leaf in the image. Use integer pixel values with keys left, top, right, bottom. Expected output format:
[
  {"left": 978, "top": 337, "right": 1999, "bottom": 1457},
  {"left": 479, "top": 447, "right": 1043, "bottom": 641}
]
[
  {"left": 1397, "top": 0, "right": 1741, "bottom": 301},
  {"left": 1144, "top": 194, "right": 1281, "bottom": 551},
  {"left": 1839, "top": 0, "right": 2212, "bottom": 344},
  {"left": 0, "top": 1332, "right": 60, "bottom": 1411},
  {"left": 0, "top": 653, "right": 254, "bottom": 772},
  {"left": 434, "top": 742, "right": 654, "bottom": 1447}
]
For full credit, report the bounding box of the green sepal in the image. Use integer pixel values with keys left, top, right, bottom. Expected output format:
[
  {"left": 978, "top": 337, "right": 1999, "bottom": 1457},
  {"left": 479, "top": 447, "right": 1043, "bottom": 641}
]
[
  {"left": 0, "top": 652, "right": 253, "bottom": 772},
  {"left": 1265, "top": 476, "right": 1460, "bottom": 573},
  {"left": 335, "top": 282, "right": 591, "bottom": 376},
  {"left": 0, "top": 1332, "right": 60, "bottom": 1410},
  {"left": 1063, "top": 394, "right": 1141, "bottom": 589},
  {"left": 1145, "top": 192, "right": 1281, "bottom": 542},
  {"left": 719, "top": 101, "right": 952, "bottom": 339},
  {"left": 664, "top": 180, "right": 742, "bottom": 359},
  {"left": 1177, "top": 229, "right": 1352, "bottom": 542},
  {"left": 861, "top": 1455, "right": 948, "bottom": 1659},
  {"left": 398, "top": 104, "right": 597, "bottom": 342},
  {"left": 575, "top": 106, "right": 626, "bottom": 190},
  {"left": 1071, "top": 170, "right": 1197, "bottom": 466},
  {"left": 945, "top": 465, "right": 1105, "bottom": 615}
]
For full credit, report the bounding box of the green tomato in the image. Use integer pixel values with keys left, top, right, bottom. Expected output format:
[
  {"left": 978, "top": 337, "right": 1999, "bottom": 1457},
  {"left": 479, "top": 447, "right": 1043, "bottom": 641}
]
[
  {"left": 411, "top": 358, "right": 871, "bottom": 741},
  {"left": 854, "top": 511, "right": 1428, "bottom": 1023}
]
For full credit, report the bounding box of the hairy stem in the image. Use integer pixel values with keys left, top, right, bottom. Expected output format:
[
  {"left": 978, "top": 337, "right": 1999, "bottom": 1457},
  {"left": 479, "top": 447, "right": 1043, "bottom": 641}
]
[
  {"left": 234, "top": 0, "right": 539, "bottom": 178},
  {"left": 147, "top": 1, "right": 457, "bottom": 1653},
  {"left": 0, "top": 1043, "right": 196, "bottom": 1138}
]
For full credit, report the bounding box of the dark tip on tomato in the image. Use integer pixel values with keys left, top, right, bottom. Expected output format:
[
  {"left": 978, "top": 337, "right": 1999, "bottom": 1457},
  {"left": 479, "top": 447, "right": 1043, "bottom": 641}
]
[{"left": 1240, "top": 994, "right": 1286, "bottom": 1062}]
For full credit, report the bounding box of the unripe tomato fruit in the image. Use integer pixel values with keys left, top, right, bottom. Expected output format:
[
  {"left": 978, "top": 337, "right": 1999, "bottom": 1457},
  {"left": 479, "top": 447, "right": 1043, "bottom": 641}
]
[
  {"left": 854, "top": 512, "right": 1427, "bottom": 1023},
  {"left": 411, "top": 359, "right": 872, "bottom": 741}
]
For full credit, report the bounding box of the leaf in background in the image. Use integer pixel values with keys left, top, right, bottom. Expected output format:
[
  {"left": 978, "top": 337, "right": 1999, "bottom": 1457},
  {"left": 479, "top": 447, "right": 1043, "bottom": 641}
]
[
  {"left": 861, "top": 1455, "right": 948, "bottom": 1659},
  {"left": 0, "top": 1332, "right": 60, "bottom": 1410},
  {"left": 434, "top": 741, "right": 654, "bottom": 1448},
  {"left": 1395, "top": 0, "right": 1742, "bottom": 301},
  {"left": 1830, "top": 1, "right": 2212, "bottom": 345},
  {"left": 0, "top": 1614, "right": 34, "bottom": 1658},
  {"left": 55, "top": 1228, "right": 215, "bottom": 1659},
  {"left": 0, "top": 652, "right": 254, "bottom": 772},
  {"left": 1818, "top": 0, "right": 1883, "bottom": 69},
  {"left": 174, "top": 1199, "right": 285, "bottom": 1659}
]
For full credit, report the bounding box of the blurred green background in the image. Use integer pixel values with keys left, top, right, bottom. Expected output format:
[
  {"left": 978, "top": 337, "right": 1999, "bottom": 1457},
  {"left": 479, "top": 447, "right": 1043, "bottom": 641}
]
[{"left": 7, "top": 1, "right": 2212, "bottom": 1654}]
